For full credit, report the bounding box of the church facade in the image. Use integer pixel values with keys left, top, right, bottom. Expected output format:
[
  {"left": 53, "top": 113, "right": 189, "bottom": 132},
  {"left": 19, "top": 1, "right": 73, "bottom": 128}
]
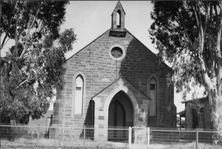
[{"left": 50, "top": 2, "right": 176, "bottom": 141}]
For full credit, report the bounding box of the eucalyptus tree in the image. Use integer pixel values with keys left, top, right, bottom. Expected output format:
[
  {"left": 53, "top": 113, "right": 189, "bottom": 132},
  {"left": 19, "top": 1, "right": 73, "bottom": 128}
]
[
  {"left": 0, "top": 1, "right": 76, "bottom": 124},
  {"left": 150, "top": 1, "right": 222, "bottom": 142}
]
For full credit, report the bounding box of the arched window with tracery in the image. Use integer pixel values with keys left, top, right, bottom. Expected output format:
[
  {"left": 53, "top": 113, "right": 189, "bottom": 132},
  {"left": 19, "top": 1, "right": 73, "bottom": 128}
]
[
  {"left": 74, "top": 75, "right": 84, "bottom": 115},
  {"left": 148, "top": 77, "right": 157, "bottom": 116}
]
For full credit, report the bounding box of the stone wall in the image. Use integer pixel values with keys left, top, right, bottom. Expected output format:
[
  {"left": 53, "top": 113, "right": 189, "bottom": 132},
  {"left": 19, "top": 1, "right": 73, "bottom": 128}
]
[
  {"left": 51, "top": 29, "right": 176, "bottom": 139},
  {"left": 185, "top": 98, "right": 212, "bottom": 130}
]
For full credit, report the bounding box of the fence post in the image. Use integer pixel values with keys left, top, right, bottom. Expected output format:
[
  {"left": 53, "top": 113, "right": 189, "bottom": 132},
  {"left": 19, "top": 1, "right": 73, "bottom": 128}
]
[
  {"left": 196, "top": 129, "right": 198, "bottom": 149},
  {"left": 147, "top": 127, "right": 150, "bottom": 149},
  {"left": 83, "top": 125, "right": 86, "bottom": 149},
  {"left": 37, "top": 124, "right": 40, "bottom": 147},
  {"left": 128, "top": 127, "right": 132, "bottom": 149}
]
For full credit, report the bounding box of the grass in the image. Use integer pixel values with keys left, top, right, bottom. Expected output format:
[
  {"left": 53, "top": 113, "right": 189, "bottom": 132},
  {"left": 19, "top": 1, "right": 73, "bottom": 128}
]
[
  {"left": 164, "top": 142, "right": 222, "bottom": 149},
  {"left": 2, "top": 138, "right": 222, "bottom": 149},
  {"left": 1, "top": 137, "right": 128, "bottom": 149}
]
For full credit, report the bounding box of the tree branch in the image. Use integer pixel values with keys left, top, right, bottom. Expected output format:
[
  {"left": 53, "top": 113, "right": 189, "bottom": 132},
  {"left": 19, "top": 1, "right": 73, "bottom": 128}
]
[
  {"left": 214, "top": 3, "right": 218, "bottom": 17},
  {"left": 210, "top": 2, "right": 212, "bottom": 19},
  {"left": 204, "top": 2, "right": 209, "bottom": 34},
  {"left": 1, "top": 1, "right": 17, "bottom": 51},
  {"left": 216, "top": 2, "right": 222, "bottom": 98},
  {"left": 19, "top": 2, "right": 43, "bottom": 58},
  {"left": 1, "top": 33, "right": 9, "bottom": 50},
  {"left": 193, "top": 2, "right": 211, "bottom": 92},
  {"left": 216, "top": 2, "right": 222, "bottom": 59},
  {"left": 193, "top": 3, "right": 200, "bottom": 28},
  {"left": 14, "top": 0, "right": 20, "bottom": 57},
  {"left": 34, "top": 19, "right": 42, "bottom": 33},
  {"left": 17, "top": 79, "right": 28, "bottom": 89}
]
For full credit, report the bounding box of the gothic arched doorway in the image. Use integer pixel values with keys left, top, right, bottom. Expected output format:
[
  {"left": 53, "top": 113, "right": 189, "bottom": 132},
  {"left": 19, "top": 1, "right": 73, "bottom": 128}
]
[{"left": 108, "top": 91, "right": 134, "bottom": 141}]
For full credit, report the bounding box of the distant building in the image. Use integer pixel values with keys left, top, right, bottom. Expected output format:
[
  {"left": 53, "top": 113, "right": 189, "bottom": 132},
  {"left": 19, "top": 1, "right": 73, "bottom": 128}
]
[
  {"left": 180, "top": 97, "right": 211, "bottom": 130},
  {"left": 50, "top": 1, "right": 177, "bottom": 141}
]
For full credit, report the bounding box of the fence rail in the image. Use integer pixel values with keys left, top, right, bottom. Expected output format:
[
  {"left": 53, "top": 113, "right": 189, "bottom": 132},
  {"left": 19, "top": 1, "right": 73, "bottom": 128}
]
[{"left": 0, "top": 124, "right": 221, "bottom": 149}]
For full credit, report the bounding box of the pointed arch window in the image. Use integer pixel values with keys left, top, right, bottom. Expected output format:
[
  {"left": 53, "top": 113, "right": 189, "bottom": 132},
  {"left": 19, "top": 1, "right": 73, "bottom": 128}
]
[
  {"left": 116, "top": 10, "right": 121, "bottom": 28},
  {"left": 149, "top": 78, "right": 157, "bottom": 116},
  {"left": 74, "top": 75, "right": 84, "bottom": 115}
]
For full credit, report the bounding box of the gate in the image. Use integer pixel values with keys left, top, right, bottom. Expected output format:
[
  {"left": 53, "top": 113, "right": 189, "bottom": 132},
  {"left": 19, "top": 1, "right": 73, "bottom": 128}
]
[{"left": 129, "top": 127, "right": 150, "bottom": 149}]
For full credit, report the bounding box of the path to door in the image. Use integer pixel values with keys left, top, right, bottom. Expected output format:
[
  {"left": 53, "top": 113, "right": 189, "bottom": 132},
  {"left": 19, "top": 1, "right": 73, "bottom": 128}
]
[{"left": 109, "top": 142, "right": 169, "bottom": 149}]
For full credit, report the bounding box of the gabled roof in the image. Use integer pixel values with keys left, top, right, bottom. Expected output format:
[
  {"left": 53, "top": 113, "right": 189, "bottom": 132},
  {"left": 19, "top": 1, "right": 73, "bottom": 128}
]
[
  {"left": 178, "top": 109, "right": 185, "bottom": 117},
  {"left": 112, "top": 1, "right": 126, "bottom": 15},
  {"left": 181, "top": 96, "right": 208, "bottom": 104},
  {"left": 125, "top": 29, "right": 172, "bottom": 71},
  {"left": 66, "top": 28, "right": 171, "bottom": 72},
  {"left": 66, "top": 29, "right": 110, "bottom": 61},
  {"left": 91, "top": 77, "right": 151, "bottom": 101}
]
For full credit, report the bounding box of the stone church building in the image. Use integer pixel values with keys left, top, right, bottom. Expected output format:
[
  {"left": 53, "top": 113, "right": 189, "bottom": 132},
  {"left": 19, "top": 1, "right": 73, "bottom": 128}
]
[{"left": 50, "top": 1, "right": 176, "bottom": 141}]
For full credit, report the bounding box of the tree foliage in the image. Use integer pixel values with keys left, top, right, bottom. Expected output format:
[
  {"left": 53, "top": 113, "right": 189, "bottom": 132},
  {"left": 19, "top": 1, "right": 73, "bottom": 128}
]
[
  {"left": 0, "top": 1, "right": 76, "bottom": 124},
  {"left": 150, "top": 1, "right": 222, "bottom": 141}
]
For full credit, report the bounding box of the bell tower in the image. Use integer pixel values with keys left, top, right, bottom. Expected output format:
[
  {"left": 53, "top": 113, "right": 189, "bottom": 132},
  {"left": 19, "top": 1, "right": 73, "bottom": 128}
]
[{"left": 110, "top": 1, "right": 126, "bottom": 37}]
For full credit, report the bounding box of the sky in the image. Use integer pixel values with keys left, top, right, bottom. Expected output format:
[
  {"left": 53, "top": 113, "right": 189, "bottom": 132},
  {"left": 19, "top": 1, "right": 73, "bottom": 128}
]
[{"left": 1, "top": 1, "right": 205, "bottom": 112}]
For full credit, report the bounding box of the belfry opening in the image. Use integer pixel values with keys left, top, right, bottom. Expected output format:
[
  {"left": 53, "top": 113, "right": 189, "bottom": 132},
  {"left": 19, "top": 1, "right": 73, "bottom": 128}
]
[{"left": 108, "top": 91, "right": 134, "bottom": 141}]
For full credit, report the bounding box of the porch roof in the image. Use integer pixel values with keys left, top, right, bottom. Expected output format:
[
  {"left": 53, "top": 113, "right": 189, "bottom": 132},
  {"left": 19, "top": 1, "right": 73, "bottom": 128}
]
[
  {"left": 181, "top": 96, "right": 208, "bottom": 104},
  {"left": 177, "top": 109, "right": 185, "bottom": 117}
]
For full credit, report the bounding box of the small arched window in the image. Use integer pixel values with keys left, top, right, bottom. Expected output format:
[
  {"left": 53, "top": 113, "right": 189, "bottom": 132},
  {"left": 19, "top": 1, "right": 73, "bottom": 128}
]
[
  {"left": 74, "top": 75, "right": 84, "bottom": 115},
  {"left": 116, "top": 10, "right": 121, "bottom": 28},
  {"left": 149, "top": 78, "right": 157, "bottom": 116}
]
